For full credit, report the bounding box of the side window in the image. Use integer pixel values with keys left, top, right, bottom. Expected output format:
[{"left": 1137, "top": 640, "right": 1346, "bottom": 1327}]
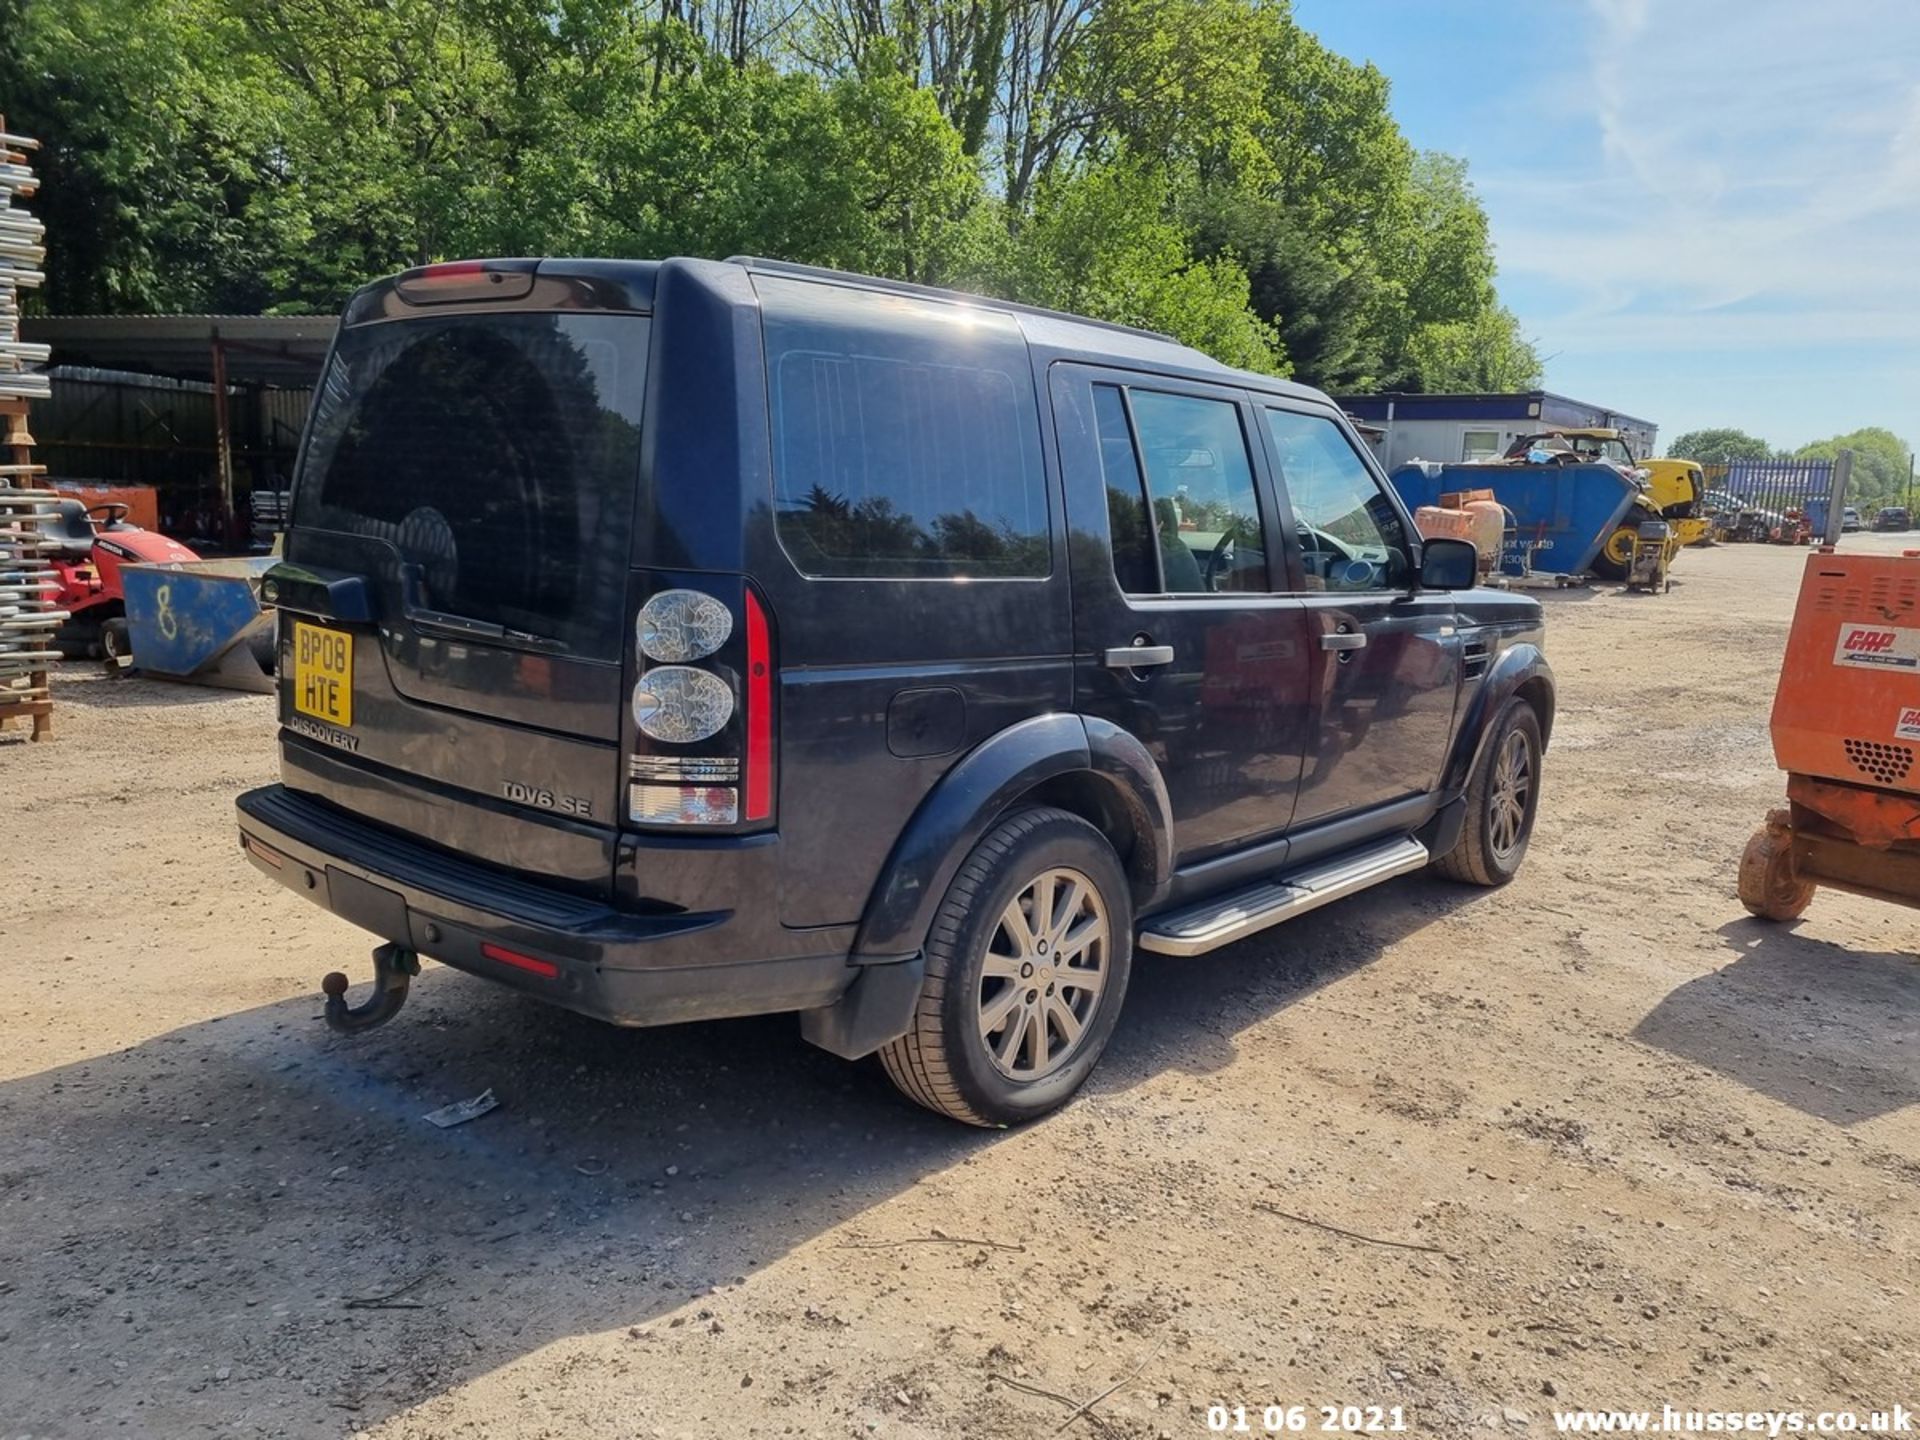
[
  {"left": 1461, "top": 428, "right": 1501, "bottom": 462},
  {"left": 1264, "top": 408, "right": 1412, "bottom": 592},
  {"left": 760, "top": 277, "right": 1050, "bottom": 580},
  {"left": 1091, "top": 385, "right": 1158, "bottom": 595},
  {"left": 1102, "top": 387, "right": 1266, "bottom": 594}
]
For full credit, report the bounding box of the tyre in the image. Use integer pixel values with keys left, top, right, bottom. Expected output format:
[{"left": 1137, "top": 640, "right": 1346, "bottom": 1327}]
[
  {"left": 878, "top": 806, "right": 1133, "bottom": 1127},
  {"left": 100, "top": 616, "right": 130, "bottom": 665},
  {"left": 1432, "top": 698, "right": 1542, "bottom": 887},
  {"left": 1591, "top": 524, "right": 1634, "bottom": 580},
  {"left": 1737, "top": 814, "right": 1813, "bottom": 921}
]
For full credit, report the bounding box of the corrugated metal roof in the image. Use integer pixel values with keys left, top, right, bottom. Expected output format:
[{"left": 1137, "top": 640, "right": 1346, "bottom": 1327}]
[{"left": 21, "top": 313, "right": 337, "bottom": 386}]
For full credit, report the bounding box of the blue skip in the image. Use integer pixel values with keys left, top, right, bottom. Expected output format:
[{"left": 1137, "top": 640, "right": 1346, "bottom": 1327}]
[
  {"left": 1389, "top": 460, "right": 1642, "bottom": 578},
  {"left": 121, "top": 557, "right": 277, "bottom": 692}
]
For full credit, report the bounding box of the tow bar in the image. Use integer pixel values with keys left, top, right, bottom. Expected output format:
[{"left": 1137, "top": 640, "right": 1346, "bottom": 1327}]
[{"left": 321, "top": 943, "right": 421, "bottom": 1034}]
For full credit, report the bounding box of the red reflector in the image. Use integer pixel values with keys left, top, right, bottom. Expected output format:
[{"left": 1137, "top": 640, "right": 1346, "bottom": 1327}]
[
  {"left": 744, "top": 588, "right": 773, "bottom": 821},
  {"left": 243, "top": 835, "right": 285, "bottom": 869},
  {"left": 481, "top": 942, "right": 559, "bottom": 979}
]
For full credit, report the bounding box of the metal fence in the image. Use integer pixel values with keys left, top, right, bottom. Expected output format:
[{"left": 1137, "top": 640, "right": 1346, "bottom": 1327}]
[
  {"left": 32, "top": 366, "right": 311, "bottom": 536},
  {"left": 1698, "top": 459, "right": 1840, "bottom": 539}
]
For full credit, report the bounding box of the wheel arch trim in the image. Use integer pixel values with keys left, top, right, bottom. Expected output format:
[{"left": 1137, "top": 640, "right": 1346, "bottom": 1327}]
[
  {"left": 1445, "top": 643, "right": 1554, "bottom": 797},
  {"left": 851, "top": 712, "right": 1173, "bottom": 960},
  {"left": 803, "top": 715, "right": 1172, "bottom": 1062}
]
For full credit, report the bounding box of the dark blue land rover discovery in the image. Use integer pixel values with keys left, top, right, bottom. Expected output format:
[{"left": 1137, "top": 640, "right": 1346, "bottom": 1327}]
[{"left": 237, "top": 256, "right": 1553, "bottom": 1126}]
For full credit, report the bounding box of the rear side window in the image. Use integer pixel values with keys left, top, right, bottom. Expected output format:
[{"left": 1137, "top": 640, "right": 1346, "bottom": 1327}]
[
  {"left": 296, "top": 312, "right": 649, "bottom": 659},
  {"left": 758, "top": 276, "right": 1050, "bottom": 579}
]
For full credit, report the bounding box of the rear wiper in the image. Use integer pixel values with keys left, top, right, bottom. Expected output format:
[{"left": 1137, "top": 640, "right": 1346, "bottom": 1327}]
[{"left": 397, "top": 564, "right": 569, "bottom": 654}]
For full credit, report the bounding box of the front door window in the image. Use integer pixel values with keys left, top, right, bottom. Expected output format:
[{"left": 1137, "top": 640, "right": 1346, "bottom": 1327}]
[{"left": 1262, "top": 409, "right": 1412, "bottom": 592}]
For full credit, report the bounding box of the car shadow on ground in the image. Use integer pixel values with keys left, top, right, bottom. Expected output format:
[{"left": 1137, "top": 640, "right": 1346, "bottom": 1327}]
[
  {"left": 1631, "top": 918, "right": 1920, "bottom": 1125},
  {"left": 1523, "top": 582, "right": 1604, "bottom": 604},
  {"left": 0, "top": 871, "right": 1493, "bottom": 1434},
  {"left": 41, "top": 664, "right": 269, "bottom": 712}
]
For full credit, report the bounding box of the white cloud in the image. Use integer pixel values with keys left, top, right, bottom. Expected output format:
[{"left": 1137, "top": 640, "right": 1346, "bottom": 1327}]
[{"left": 1480, "top": 0, "right": 1920, "bottom": 354}]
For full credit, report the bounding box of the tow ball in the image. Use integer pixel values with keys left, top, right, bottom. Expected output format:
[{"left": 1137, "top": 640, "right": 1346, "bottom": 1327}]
[{"left": 321, "top": 943, "right": 421, "bottom": 1034}]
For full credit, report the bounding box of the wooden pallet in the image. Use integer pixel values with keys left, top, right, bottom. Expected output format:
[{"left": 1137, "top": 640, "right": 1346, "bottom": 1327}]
[{"left": 0, "top": 395, "right": 50, "bottom": 740}]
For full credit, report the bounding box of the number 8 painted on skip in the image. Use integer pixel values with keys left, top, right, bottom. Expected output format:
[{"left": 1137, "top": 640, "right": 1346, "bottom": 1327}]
[{"left": 155, "top": 582, "right": 178, "bottom": 642}]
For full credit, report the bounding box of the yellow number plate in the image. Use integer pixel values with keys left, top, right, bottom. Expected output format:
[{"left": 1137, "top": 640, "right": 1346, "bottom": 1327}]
[{"left": 291, "top": 621, "right": 353, "bottom": 728}]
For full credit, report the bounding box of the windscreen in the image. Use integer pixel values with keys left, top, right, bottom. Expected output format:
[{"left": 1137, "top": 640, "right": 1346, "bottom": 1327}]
[{"left": 295, "top": 312, "right": 650, "bottom": 660}]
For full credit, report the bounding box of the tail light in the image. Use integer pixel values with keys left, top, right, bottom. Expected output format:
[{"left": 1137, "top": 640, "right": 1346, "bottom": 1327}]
[
  {"left": 743, "top": 590, "right": 773, "bottom": 821},
  {"left": 626, "top": 580, "right": 775, "bottom": 829}
]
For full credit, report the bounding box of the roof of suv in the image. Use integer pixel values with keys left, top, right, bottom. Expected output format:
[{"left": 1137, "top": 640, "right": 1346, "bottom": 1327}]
[
  {"left": 349, "top": 255, "right": 1335, "bottom": 411},
  {"left": 729, "top": 256, "right": 1331, "bottom": 407}
]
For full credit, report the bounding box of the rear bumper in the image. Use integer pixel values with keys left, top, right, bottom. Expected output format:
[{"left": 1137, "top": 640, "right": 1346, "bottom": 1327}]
[{"left": 234, "top": 785, "right": 856, "bottom": 1026}]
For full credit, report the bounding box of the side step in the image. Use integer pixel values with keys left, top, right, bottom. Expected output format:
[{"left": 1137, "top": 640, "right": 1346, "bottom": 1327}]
[{"left": 1137, "top": 835, "right": 1429, "bottom": 957}]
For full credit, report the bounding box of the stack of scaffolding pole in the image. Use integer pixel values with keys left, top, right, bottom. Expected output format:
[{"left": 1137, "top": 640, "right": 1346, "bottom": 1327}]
[
  {"left": 0, "top": 124, "right": 48, "bottom": 401},
  {"left": 0, "top": 489, "right": 65, "bottom": 701},
  {"left": 0, "top": 116, "right": 54, "bottom": 739}
]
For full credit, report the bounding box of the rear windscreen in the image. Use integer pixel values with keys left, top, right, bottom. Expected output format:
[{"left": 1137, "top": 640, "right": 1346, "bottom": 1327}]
[{"left": 295, "top": 312, "right": 650, "bottom": 659}]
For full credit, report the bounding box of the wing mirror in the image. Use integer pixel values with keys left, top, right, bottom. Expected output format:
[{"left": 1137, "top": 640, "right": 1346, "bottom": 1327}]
[{"left": 1418, "top": 537, "right": 1478, "bottom": 591}]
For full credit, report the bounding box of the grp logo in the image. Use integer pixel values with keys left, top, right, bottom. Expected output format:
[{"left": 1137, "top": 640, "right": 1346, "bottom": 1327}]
[{"left": 1834, "top": 623, "right": 1920, "bottom": 669}]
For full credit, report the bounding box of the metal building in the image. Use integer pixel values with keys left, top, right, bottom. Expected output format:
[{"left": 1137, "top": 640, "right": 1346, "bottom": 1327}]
[
  {"left": 20, "top": 314, "right": 334, "bottom": 544},
  {"left": 1337, "top": 390, "right": 1659, "bottom": 472}
]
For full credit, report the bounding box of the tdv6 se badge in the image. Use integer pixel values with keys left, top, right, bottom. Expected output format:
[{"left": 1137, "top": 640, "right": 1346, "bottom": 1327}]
[{"left": 501, "top": 781, "right": 592, "bottom": 817}]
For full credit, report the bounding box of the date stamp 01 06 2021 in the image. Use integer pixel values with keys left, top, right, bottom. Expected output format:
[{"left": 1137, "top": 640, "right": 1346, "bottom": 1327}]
[{"left": 1207, "top": 1404, "right": 1410, "bottom": 1434}]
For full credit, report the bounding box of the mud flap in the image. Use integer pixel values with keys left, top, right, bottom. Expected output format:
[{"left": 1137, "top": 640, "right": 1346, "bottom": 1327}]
[{"left": 798, "top": 953, "right": 926, "bottom": 1060}]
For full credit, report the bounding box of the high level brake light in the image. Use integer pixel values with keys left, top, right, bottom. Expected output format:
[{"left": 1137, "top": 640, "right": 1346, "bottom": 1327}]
[{"left": 393, "top": 259, "right": 537, "bottom": 305}]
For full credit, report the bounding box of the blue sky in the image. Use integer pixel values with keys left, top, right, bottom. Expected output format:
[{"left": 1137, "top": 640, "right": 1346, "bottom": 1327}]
[{"left": 1291, "top": 0, "right": 1920, "bottom": 454}]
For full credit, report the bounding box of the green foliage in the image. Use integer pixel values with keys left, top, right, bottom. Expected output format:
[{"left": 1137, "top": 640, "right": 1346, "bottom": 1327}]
[
  {"left": 1794, "top": 428, "right": 1915, "bottom": 510},
  {"left": 4, "top": 0, "right": 1535, "bottom": 388},
  {"left": 1665, "top": 427, "right": 1775, "bottom": 463},
  {"left": 1185, "top": 190, "right": 1382, "bottom": 390},
  {"left": 999, "top": 162, "right": 1285, "bottom": 374},
  {"left": 1401, "top": 308, "right": 1542, "bottom": 393}
]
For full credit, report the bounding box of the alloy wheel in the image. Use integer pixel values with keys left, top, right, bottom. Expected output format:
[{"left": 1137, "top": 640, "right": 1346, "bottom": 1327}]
[
  {"left": 1489, "top": 728, "right": 1533, "bottom": 861},
  {"left": 976, "top": 866, "right": 1109, "bottom": 1082}
]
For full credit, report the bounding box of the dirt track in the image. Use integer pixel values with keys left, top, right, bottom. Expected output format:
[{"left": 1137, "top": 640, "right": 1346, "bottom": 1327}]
[{"left": 2, "top": 537, "right": 1917, "bottom": 1439}]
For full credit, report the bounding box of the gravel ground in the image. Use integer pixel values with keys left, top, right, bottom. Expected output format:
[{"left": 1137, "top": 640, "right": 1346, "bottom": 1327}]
[{"left": 1, "top": 536, "right": 1916, "bottom": 1439}]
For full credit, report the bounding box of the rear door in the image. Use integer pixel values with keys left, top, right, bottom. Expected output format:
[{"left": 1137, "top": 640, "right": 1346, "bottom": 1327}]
[
  {"left": 1256, "top": 403, "right": 1462, "bottom": 828},
  {"left": 279, "top": 271, "right": 651, "bottom": 890},
  {"left": 1052, "top": 365, "right": 1313, "bottom": 867}
]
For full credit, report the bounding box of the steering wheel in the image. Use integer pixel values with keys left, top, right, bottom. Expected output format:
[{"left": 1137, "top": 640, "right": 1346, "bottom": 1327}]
[
  {"left": 1299, "top": 525, "right": 1354, "bottom": 566},
  {"left": 85, "top": 502, "right": 132, "bottom": 526},
  {"left": 1202, "top": 530, "right": 1238, "bottom": 591}
]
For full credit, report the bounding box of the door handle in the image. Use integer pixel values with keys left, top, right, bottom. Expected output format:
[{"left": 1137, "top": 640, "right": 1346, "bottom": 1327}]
[
  {"left": 1105, "top": 643, "right": 1175, "bottom": 669},
  {"left": 1319, "top": 631, "right": 1368, "bottom": 652}
]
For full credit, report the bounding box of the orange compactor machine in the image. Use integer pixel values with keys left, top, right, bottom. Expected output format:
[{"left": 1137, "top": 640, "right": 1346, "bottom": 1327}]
[{"left": 1740, "top": 454, "right": 1920, "bottom": 920}]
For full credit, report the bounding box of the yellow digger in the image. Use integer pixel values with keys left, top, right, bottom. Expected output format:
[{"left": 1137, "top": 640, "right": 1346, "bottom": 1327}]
[{"left": 1501, "top": 428, "right": 1709, "bottom": 579}]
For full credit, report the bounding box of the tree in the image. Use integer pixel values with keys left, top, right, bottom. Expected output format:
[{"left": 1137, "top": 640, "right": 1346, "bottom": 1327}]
[
  {"left": 0, "top": 0, "right": 286, "bottom": 311},
  {"left": 1666, "top": 427, "right": 1774, "bottom": 463},
  {"left": 999, "top": 160, "right": 1285, "bottom": 375},
  {"left": 1401, "top": 307, "right": 1541, "bottom": 393},
  {"left": 2, "top": 0, "right": 1535, "bottom": 392},
  {"left": 1185, "top": 189, "right": 1382, "bottom": 390}
]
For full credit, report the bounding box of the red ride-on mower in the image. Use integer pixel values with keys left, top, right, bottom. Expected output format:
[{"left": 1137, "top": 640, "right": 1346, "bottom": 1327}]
[{"left": 44, "top": 499, "right": 201, "bottom": 662}]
